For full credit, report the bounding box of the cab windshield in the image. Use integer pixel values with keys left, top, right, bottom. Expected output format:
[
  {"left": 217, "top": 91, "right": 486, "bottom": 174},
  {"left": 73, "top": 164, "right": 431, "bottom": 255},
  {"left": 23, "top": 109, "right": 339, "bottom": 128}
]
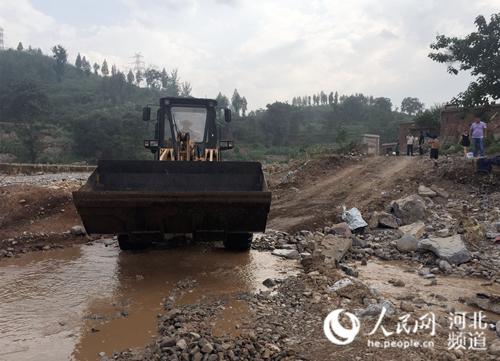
[{"left": 171, "top": 106, "right": 207, "bottom": 143}]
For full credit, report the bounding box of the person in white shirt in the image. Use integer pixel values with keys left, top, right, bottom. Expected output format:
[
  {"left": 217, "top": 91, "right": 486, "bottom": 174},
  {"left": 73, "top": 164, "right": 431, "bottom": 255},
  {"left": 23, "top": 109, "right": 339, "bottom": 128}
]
[{"left": 406, "top": 132, "right": 414, "bottom": 156}]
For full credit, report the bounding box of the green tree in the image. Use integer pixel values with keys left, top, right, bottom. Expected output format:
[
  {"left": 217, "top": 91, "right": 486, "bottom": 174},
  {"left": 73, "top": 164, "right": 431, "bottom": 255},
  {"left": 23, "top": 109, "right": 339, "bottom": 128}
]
[
  {"left": 335, "top": 127, "right": 349, "bottom": 151},
  {"left": 127, "top": 69, "right": 135, "bottom": 84},
  {"left": 4, "top": 80, "right": 52, "bottom": 163},
  {"left": 231, "top": 89, "right": 243, "bottom": 116},
  {"left": 82, "top": 58, "right": 92, "bottom": 76},
  {"left": 401, "top": 97, "right": 424, "bottom": 115},
  {"left": 180, "top": 81, "right": 192, "bottom": 97},
  {"left": 101, "top": 59, "right": 109, "bottom": 76},
  {"left": 414, "top": 104, "right": 443, "bottom": 128},
  {"left": 215, "top": 92, "right": 230, "bottom": 119},
  {"left": 51, "top": 44, "right": 68, "bottom": 82},
  {"left": 429, "top": 13, "right": 500, "bottom": 106},
  {"left": 17, "top": 42, "right": 23, "bottom": 51},
  {"left": 135, "top": 70, "right": 143, "bottom": 86},
  {"left": 75, "top": 53, "right": 82, "bottom": 69},
  {"left": 93, "top": 62, "right": 100, "bottom": 75}
]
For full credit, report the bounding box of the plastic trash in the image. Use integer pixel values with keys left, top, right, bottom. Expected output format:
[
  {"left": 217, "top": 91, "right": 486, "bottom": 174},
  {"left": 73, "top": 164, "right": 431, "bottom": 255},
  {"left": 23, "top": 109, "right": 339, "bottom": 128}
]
[
  {"left": 341, "top": 204, "right": 368, "bottom": 230},
  {"left": 466, "top": 152, "right": 474, "bottom": 158}
]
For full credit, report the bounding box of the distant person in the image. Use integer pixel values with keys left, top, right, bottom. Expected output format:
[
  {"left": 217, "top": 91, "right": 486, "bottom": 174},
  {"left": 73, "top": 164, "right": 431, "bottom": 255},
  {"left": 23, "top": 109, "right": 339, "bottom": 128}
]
[
  {"left": 395, "top": 142, "right": 400, "bottom": 156},
  {"left": 460, "top": 129, "right": 470, "bottom": 157},
  {"left": 406, "top": 132, "right": 414, "bottom": 156},
  {"left": 429, "top": 135, "right": 440, "bottom": 167},
  {"left": 418, "top": 131, "right": 424, "bottom": 155},
  {"left": 470, "top": 117, "right": 487, "bottom": 157}
]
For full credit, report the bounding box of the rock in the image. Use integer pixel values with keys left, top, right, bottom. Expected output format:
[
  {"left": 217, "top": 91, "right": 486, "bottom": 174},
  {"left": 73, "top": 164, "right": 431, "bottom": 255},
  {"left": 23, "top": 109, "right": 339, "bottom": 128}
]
[
  {"left": 430, "top": 184, "right": 450, "bottom": 198},
  {"left": 263, "top": 278, "right": 277, "bottom": 288},
  {"left": 397, "top": 221, "right": 425, "bottom": 239},
  {"left": 300, "top": 230, "right": 313, "bottom": 237},
  {"left": 496, "top": 320, "right": 500, "bottom": 338},
  {"left": 418, "top": 185, "right": 437, "bottom": 198},
  {"left": 396, "top": 234, "right": 420, "bottom": 253},
  {"left": 377, "top": 212, "right": 399, "bottom": 229},
  {"left": 352, "top": 237, "right": 367, "bottom": 247},
  {"left": 160, "top": 337, "right": 176, "bottom": 347},
  {"left": 368, "top": 287, "right": 382, "bottom": 298},
  {"left": 465, "top": 295, "right": 500, "bottom": 314},
  {"left": 400, "top": 302, "right": 414, "bottom": 312},
  {"left": 330, "top": 222, "right": 352, "bottom": 238},
  {"left": 438, "top": 260, "right": 453, "bottom": 275},
  {"left": 341, "top": 265, "right": 359, "bottom": 278},
  {"left": 355, "top": 300, "right": 395, "bottom": 318},
  {"left": 412, "top": 298, "right": 426, "bottom": 304},
  {"left": 435, "top": 294, "right": 448, "bottom": 302},
  {"left": 393, "top": 280, "right": 405, "bottom": 287},
  {"left": 176, "top": 338, "right": 187, "bottom": 350},
  {"left": 423, "top": 274, "right": 436, "bottom": 279},
  {"left": 491, "top": 222, "right": 500, "bottom": 232},
  {"left": 489, "top": 340, "right": 500, "bottom": 356},
  {"left": 418, "top": 267, "right": 431, "bottom": 276},
  {"left": 201, "top": 342, "right": 214, "bottom": 353},
  {"left": 70, "top": 225, "right": 86, "bottom": 236},
  {"left": 271, "top": 249, "right": 300, "bottom": 259},
  {"left": 435, "top": 229, "right": 450, "bottom": 237},
  {"left": 368, "top": 211, "right": 380, "bottom": 229},
  {"left": 418, "top": 235, "right": 471, "bottom": 265},
  {"left": 329, "top": 278, "right": 354, "bottom": 292},
  {"left": 389, "top": 194, "right": 426, "bottom": 225},
  {"left": 321, "top": 236, "right": 352, "bottom": 263}
]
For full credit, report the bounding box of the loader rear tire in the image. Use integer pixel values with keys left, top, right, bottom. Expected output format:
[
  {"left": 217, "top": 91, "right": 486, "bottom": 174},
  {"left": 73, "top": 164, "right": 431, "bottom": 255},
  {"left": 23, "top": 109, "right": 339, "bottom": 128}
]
[
  {"left": 224, "top": 233, "right": 252, "bottom": 252},
  {"left": 117, "top": 235, "right": 152, "bottom": 251}
]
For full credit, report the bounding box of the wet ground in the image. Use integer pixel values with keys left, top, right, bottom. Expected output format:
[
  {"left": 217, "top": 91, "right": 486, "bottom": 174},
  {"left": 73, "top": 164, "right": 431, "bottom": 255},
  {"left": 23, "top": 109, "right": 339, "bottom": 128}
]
[
  {"left": 0, "top": 241, "right": 299, "bottom": 361},
  {"left": 358, "top": 259, "right": 500, "bottom": 341}
]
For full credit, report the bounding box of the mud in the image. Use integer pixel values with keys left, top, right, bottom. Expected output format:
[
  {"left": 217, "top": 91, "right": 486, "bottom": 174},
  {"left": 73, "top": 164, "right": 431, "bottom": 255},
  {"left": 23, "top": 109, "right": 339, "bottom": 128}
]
[{"left": 0, "top": 241, "right": 299, "bottom": 361}]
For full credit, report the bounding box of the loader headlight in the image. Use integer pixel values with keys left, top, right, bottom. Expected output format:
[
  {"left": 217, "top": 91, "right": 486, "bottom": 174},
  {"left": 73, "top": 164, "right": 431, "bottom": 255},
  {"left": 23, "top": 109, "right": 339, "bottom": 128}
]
[
  {"left": 144, "top": 140, "right": 159, "bottom": 148},
  {"left": 219, "top": 140, "right": 234, "bottom": 150}
]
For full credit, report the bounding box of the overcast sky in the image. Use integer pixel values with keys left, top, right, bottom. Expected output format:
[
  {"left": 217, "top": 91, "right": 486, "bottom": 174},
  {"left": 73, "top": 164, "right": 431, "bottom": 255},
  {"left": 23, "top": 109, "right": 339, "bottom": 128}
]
[{"left": 0, "top": 0, "right": 498, "bottom": 111}]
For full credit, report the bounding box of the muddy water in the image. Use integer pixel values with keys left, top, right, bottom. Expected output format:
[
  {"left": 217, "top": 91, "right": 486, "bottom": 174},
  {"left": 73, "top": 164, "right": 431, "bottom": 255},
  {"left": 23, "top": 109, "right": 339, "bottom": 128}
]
[{"left": 0, "top": 242, "right": 298, "bottom": 361}]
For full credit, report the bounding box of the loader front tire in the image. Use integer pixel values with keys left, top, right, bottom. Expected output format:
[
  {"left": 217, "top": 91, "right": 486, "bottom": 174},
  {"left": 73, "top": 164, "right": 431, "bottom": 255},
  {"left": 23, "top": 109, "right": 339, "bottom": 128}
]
[
  {"left": 117, "top": 234, "right": 152, "bottom": 251},
  {"left": 224, "top": 233, "right": 252, "bottom": 252}
]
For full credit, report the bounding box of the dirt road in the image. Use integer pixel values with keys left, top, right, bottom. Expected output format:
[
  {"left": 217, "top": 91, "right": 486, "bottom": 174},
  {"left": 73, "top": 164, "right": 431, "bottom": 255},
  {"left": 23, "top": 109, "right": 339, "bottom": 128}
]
[{"left": 267, "top": 154, "right": 455, "bottom": 233}]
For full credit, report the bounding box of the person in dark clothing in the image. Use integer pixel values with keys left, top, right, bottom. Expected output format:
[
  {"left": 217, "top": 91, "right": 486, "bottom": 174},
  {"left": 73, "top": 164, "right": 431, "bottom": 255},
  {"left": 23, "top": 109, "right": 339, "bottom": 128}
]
[
  {"left": 419, "top": 131, "right": 424, "bottom": 145},
  {"left": 460, "top": 129, "right": 470, "bottom": 157},
  {"left": 395, "top": 142, "right": 400, "bottom": 156},
  {"left": 418, "top": 131, "right": 424, "bottom": 155}
]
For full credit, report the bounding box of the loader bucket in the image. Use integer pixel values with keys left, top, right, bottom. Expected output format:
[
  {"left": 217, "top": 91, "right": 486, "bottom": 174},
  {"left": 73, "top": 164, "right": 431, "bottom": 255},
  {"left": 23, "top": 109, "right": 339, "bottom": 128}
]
[{"left": 72, "top": 160, "right": 271, "bottom": 242}]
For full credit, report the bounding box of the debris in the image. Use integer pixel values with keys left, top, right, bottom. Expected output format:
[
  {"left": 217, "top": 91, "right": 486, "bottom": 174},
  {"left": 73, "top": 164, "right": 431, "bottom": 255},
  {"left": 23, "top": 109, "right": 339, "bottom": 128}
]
[{"left": 341, "top": 204, "right": 368, "bottom": 230}]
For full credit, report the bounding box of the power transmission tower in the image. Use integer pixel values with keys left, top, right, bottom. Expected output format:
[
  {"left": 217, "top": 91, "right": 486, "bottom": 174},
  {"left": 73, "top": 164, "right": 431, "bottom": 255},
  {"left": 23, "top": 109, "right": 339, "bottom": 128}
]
[
  {"left": 0, "top": 27, "right": 4, "bottom": 50},
  {"left": 131, "top": 52, "right": 145, "bottom": 74}
]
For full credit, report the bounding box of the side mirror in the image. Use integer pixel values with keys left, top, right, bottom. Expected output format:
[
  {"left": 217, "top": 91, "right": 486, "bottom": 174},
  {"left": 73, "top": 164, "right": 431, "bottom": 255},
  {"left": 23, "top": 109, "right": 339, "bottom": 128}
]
[
  {"left": 143, "top": 107, "right": 151, "bottom": 121},
  {"left": 224, "top": 108, "right": 231, "bottom": 123}
]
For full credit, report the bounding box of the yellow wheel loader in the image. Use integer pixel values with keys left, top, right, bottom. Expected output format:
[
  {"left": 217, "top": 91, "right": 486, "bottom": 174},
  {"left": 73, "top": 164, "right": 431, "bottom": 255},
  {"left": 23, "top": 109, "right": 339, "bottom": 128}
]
[{"left": 73, "top": 97, "right": 271, "bottom": 251}]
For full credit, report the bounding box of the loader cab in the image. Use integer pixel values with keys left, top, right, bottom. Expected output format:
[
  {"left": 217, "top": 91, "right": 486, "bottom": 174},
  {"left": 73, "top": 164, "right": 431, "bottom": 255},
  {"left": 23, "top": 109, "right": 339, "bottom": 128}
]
[{"left": 144, "top": 97, "right": 233, "bottom": 161}]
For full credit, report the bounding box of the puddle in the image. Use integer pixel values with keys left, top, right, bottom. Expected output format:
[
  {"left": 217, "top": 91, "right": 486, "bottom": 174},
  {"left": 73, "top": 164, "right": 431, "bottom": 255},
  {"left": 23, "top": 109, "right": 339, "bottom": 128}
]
[{"left": 0, "top": 242, "right": 299, "bottom": 361}]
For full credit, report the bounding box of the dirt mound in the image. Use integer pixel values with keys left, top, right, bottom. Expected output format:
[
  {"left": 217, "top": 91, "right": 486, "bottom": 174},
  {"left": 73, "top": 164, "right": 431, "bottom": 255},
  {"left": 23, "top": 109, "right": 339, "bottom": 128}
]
[
  {"left": 0, "top": 182, "right": 87, "bottom": 252},
  {"left": 265, "top": 154, "right": 496, "bottom": 234}
]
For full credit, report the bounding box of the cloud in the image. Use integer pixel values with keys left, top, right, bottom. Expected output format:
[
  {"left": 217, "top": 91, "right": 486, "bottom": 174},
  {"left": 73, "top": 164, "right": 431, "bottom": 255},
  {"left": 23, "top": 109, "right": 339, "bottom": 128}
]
[{"left": 1, "top": 0, "right": 498, "bottom": 111}]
